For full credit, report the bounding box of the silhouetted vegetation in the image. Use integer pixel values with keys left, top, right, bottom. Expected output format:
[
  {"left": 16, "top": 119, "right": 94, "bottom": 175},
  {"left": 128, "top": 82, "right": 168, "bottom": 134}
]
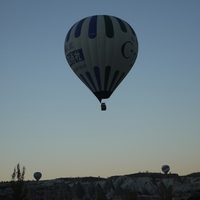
[
  {"left": 95, "top": 183, "right": 107, "bottom": 200},
  {"left": 123, "top": 189, "right": 138, "bottom": 200},
  {"left": 10, "top": 163, "right": 29, "bottom": 200},
  {"left": 159, "top": 182, "right": 173, "bottom": 200}
]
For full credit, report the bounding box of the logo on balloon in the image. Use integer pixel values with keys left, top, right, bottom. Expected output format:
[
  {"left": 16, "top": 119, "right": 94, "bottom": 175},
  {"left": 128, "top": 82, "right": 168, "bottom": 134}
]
[
  {"left": 66, "top": 49, "right": 85, "bottom": 66},
  {"left": 121, "top": 41, "right": 134, "bottom": 59}
]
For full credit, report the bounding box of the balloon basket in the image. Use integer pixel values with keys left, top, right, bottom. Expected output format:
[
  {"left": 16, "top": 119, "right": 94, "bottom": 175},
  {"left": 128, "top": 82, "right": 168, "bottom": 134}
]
[{"left": 101, "top": 103, "right": 106, "bottom": 111}]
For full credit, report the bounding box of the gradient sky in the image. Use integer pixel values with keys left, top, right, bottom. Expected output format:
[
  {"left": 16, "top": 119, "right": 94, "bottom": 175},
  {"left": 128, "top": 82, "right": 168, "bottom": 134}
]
[{"left": 1, "top": 1, "right": 200, "bottom": 181}]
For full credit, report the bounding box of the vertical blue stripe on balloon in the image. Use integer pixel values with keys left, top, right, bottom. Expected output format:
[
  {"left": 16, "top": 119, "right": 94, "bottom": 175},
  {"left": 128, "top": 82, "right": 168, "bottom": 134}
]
[
  {"left": 127, "top": 24, "right": 136, "bottom": 37},
  {"left": 104, "top": 15, "right": 114, "bottom": 38},
  {"left": 86, "top": 71, "right": 97, "bottom": 92},
  {"left": 89, "top": 16, "right": 97, "bottom": 39},
  {"left": 75, "top": 18, "right": 85, "bottom": 38},
  {"left": 94, "top": 66, "right": 102, "bottom": 91},
  {"left": 79, "top": 74, "right": 93, "bottom": 92},
  {"left": 112, "top": 72, "right": 125, "bottom": 92},
  {"left": 66, "top": 26, "right": 73, "bottom": 42},
  {"left": 115, "top": 17, "right": 127, "bottom": 33},
  {"left": 109, "top": 70, "right": 119, "bottom": 91},
  {"left": 104, "top": 66, "right": 111, "bottom": 90}
]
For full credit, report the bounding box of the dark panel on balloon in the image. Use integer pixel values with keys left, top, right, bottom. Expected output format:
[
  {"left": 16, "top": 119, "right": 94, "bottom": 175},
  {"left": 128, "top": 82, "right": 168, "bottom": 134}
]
[
  {"left": 115, "top": 17, "right": 127, "bottom": 33},
  {"left": 104, "top": 66, "right": 111, "bottom": 91},
  {"left": 109, "top": 70, "right": 119, "bottom": 91},
  {"left": 104, "top": 15, "right": 114, "bottom": 38},
  {"left": 89, "top": 16, "right": 97, "bottom": 39},
  {"left": 86, "top": 71, "right": 97, "bottom": 92},
  {"left": 75, "top": 18, "right": 85, "bottom": 38},
  {"left": 94, "top": 66, "right": 102, "bottom": 91}
]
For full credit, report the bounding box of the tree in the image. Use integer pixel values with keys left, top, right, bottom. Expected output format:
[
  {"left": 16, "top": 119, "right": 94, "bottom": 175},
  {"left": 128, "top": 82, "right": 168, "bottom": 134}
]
[
  {"left": 10, "top": 163, "right": 29, "bottom": 200},
  {"left": 73, "top": 182, "right": 85, "bottom": 199},
  {"left": 95, "top": 184, "right": 107, "bottom": 200},
  {"left": 123, "top": 189, "right": 138, "bottom": 200},
  {"left": 159, "top": 182, "right": 173, "bottom": 200}
]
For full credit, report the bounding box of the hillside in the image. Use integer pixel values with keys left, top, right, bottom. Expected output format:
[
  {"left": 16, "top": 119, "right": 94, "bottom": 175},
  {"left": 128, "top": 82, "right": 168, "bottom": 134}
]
[{"left": 1, "top": 172, "right": 200, "bottom": 199}]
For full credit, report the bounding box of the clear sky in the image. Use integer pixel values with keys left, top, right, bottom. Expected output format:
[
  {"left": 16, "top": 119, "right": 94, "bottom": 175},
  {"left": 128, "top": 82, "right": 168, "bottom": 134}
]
[{"left": 1, "top": 1, "right": 200, "bottom": 181}]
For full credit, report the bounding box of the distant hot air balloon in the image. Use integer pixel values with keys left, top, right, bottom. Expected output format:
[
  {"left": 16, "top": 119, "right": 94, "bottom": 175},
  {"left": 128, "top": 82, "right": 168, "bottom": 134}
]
[
  {"left": 161, "top": 165, "right": 170, "bottom": 174},
  {"left": 34, "top": 172, "right": 42, "bottom": 181},
  {"left": 64, "top": 15, "right": 138, "bottom": 110}
]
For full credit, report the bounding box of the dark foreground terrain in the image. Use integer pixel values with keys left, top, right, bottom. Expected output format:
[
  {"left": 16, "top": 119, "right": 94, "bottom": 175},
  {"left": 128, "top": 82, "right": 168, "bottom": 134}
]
[{"left": 1, "top": 172, "right": 200, "bottom": 200}]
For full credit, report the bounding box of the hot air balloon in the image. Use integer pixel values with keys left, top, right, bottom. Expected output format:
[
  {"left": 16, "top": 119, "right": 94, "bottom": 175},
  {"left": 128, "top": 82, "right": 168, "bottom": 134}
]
[
  {"left": 64, "top": 15, "right": 138, "bottom": 110},
  {"left": 34, "top": 172, "right": 42, "bottom": 181},
  {"left": 161, "top": 165, "right": 170, "bottom": 174}
]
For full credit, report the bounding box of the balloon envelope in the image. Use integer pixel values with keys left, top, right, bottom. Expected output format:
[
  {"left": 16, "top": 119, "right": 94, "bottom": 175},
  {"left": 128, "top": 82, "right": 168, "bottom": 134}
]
[
  {"left": 64, "top": 15, "right": 138, "bottom": 102},
  {"left": 161, "top": 165, "right": 170, "bottom": 174},
  {"left": 34, "top": 172, "right": 42, "bottom": 181}
]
